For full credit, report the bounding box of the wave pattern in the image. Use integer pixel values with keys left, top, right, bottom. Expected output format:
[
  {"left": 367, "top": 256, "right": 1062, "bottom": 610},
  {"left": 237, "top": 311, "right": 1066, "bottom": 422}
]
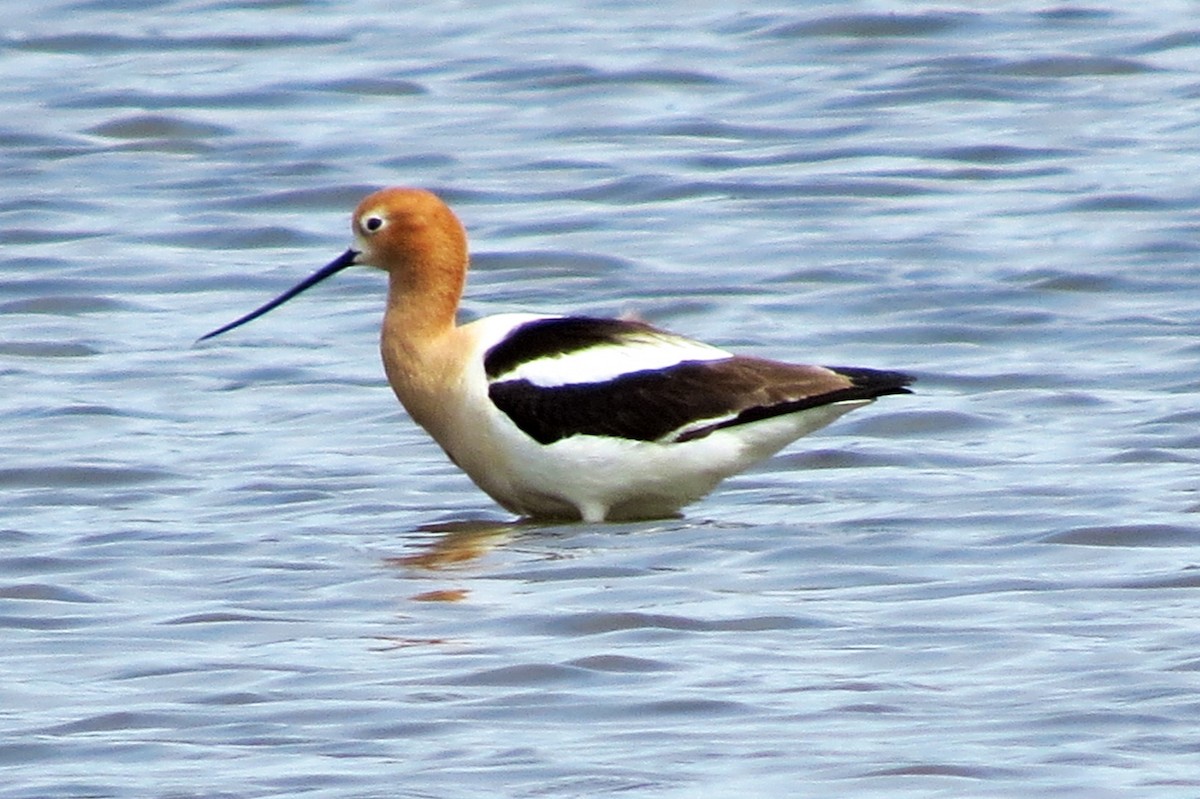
[{"left": 2, "top": 2, "right": 1200, "bottom": 797}]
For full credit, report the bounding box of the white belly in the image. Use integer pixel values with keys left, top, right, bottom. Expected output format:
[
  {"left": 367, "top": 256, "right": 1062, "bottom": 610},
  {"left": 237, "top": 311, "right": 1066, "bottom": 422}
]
[{"left": 436, "top": 395, "right": 869, "bottom": 522}]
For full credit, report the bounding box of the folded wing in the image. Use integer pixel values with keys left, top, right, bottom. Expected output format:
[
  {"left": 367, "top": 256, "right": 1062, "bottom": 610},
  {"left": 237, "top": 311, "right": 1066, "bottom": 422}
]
[{"left": 485, "top": 317, "right": 912, "bottom": 446}]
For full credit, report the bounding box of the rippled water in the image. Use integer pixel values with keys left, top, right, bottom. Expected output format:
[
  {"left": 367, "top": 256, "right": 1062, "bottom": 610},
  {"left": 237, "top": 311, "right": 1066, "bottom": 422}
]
[{"left": 4, "top": 2, "right": 1200, "bottom": 797}]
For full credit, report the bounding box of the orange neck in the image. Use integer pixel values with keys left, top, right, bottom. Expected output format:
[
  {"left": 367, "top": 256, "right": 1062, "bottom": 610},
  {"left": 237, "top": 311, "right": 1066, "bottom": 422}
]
[{"left": 379, "top": 195, "right": 468, "bottom": 342}]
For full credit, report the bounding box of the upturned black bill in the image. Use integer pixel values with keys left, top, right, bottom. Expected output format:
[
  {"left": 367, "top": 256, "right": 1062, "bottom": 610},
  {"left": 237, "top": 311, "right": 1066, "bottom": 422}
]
[{"left": 198, "top": 248, "right": 359, "bottom": 342}]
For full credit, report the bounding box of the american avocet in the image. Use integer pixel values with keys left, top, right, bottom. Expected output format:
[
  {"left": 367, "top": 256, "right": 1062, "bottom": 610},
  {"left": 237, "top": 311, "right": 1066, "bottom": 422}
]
[{"left": 200, "top": 188, "right": 912, "bottom": 522}]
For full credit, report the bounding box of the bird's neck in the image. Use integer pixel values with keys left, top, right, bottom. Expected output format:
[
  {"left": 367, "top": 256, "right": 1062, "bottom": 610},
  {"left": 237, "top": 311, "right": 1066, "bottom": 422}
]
[{"left": 379, "top": 269, "right": 466, "bottom": 427}]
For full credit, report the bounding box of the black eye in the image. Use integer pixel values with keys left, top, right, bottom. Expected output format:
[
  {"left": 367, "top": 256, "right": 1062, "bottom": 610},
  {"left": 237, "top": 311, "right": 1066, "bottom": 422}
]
[{"left": 364, "top": 216, "right": 384, "bottom": 232}]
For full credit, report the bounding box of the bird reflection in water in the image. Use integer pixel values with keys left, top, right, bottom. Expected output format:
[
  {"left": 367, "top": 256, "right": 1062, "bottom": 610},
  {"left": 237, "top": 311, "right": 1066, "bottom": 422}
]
[{"left": 384, "top": 518, "right": 525, "bottom": 571}]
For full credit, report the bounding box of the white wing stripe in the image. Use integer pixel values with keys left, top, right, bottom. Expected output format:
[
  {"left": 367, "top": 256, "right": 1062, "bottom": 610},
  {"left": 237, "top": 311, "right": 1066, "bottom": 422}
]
[{"left": 506, "top": 337, "right": 732, "bottom": 387}]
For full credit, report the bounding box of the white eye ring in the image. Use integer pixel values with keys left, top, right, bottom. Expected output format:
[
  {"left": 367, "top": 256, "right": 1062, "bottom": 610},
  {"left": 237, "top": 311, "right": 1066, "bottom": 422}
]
[{"left": 363, "top": 215, "right": 384, "bottom": 233}]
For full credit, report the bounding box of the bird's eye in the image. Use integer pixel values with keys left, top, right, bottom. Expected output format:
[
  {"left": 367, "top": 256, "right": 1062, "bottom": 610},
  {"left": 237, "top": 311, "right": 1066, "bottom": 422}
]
[{"left": 363, "top": 215, "right": 384, "bottom": 232}]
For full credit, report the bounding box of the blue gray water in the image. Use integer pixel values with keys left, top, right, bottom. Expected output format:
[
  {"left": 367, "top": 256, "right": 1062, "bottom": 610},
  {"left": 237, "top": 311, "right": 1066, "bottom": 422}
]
[{"left": 3, "top": 2, "right": 1200, "bottom": 797}]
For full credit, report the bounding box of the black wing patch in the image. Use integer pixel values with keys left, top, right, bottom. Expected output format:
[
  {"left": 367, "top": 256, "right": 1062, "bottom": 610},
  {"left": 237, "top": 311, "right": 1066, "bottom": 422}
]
[
  {"left": 489, "top": 357, "right": 913, "bottom": 446},
  {"left": 483, "top": 316, "right": 663, "bottom": 380}
]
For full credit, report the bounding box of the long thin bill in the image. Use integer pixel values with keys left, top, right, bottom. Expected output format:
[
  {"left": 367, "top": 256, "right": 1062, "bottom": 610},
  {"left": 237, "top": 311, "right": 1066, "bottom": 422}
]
[{"left": 197, "top": 248, "right": 360, "bottom": 342}]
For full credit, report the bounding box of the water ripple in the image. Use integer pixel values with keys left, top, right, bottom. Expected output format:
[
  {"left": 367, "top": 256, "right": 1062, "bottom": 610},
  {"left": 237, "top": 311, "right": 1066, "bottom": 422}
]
[
  {"left": 3, "top": 3, "right": 1200, "bottom": 798},
  {"left": 759, "top": 12, "right": 974, "bottom": 40},
  {"left": 9, "top": 31, "right": 347, "bottom": 54}
]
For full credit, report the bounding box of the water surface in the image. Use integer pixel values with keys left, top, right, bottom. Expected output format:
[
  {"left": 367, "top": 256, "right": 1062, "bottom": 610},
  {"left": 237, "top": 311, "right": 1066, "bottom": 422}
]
[{"left": 3, "top": 2, "right": 1200, "bottom": 797}]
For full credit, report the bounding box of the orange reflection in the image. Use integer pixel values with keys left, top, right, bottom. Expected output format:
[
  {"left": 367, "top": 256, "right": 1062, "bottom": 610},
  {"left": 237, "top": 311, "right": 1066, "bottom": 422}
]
[
  {"left": 385, "top": 518, "right": 522, "bottom": 570},
  {"left": 410, "top": 588, "right": 470, "bottom": 602}
]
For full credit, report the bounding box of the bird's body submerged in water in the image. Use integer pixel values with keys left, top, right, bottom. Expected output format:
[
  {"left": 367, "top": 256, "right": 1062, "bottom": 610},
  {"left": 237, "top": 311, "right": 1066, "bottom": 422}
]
[{"left": 201, "top": 188, "right": 912, "bottom": 522}]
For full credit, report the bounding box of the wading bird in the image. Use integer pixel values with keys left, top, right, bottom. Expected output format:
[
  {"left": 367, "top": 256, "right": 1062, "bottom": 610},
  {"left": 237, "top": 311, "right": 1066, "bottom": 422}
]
[{"left": 201, "top": 188, "right": 912, "bottom": 522}]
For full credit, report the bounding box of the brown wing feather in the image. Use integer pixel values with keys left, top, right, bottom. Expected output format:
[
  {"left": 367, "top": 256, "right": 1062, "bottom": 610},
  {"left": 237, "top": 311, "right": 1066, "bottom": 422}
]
[
  {"left": 488, "top": 355, "right": 912, "bottom": 445},
  {"left": 672, "top": 358, "right": 912, "bottom": 442}
]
